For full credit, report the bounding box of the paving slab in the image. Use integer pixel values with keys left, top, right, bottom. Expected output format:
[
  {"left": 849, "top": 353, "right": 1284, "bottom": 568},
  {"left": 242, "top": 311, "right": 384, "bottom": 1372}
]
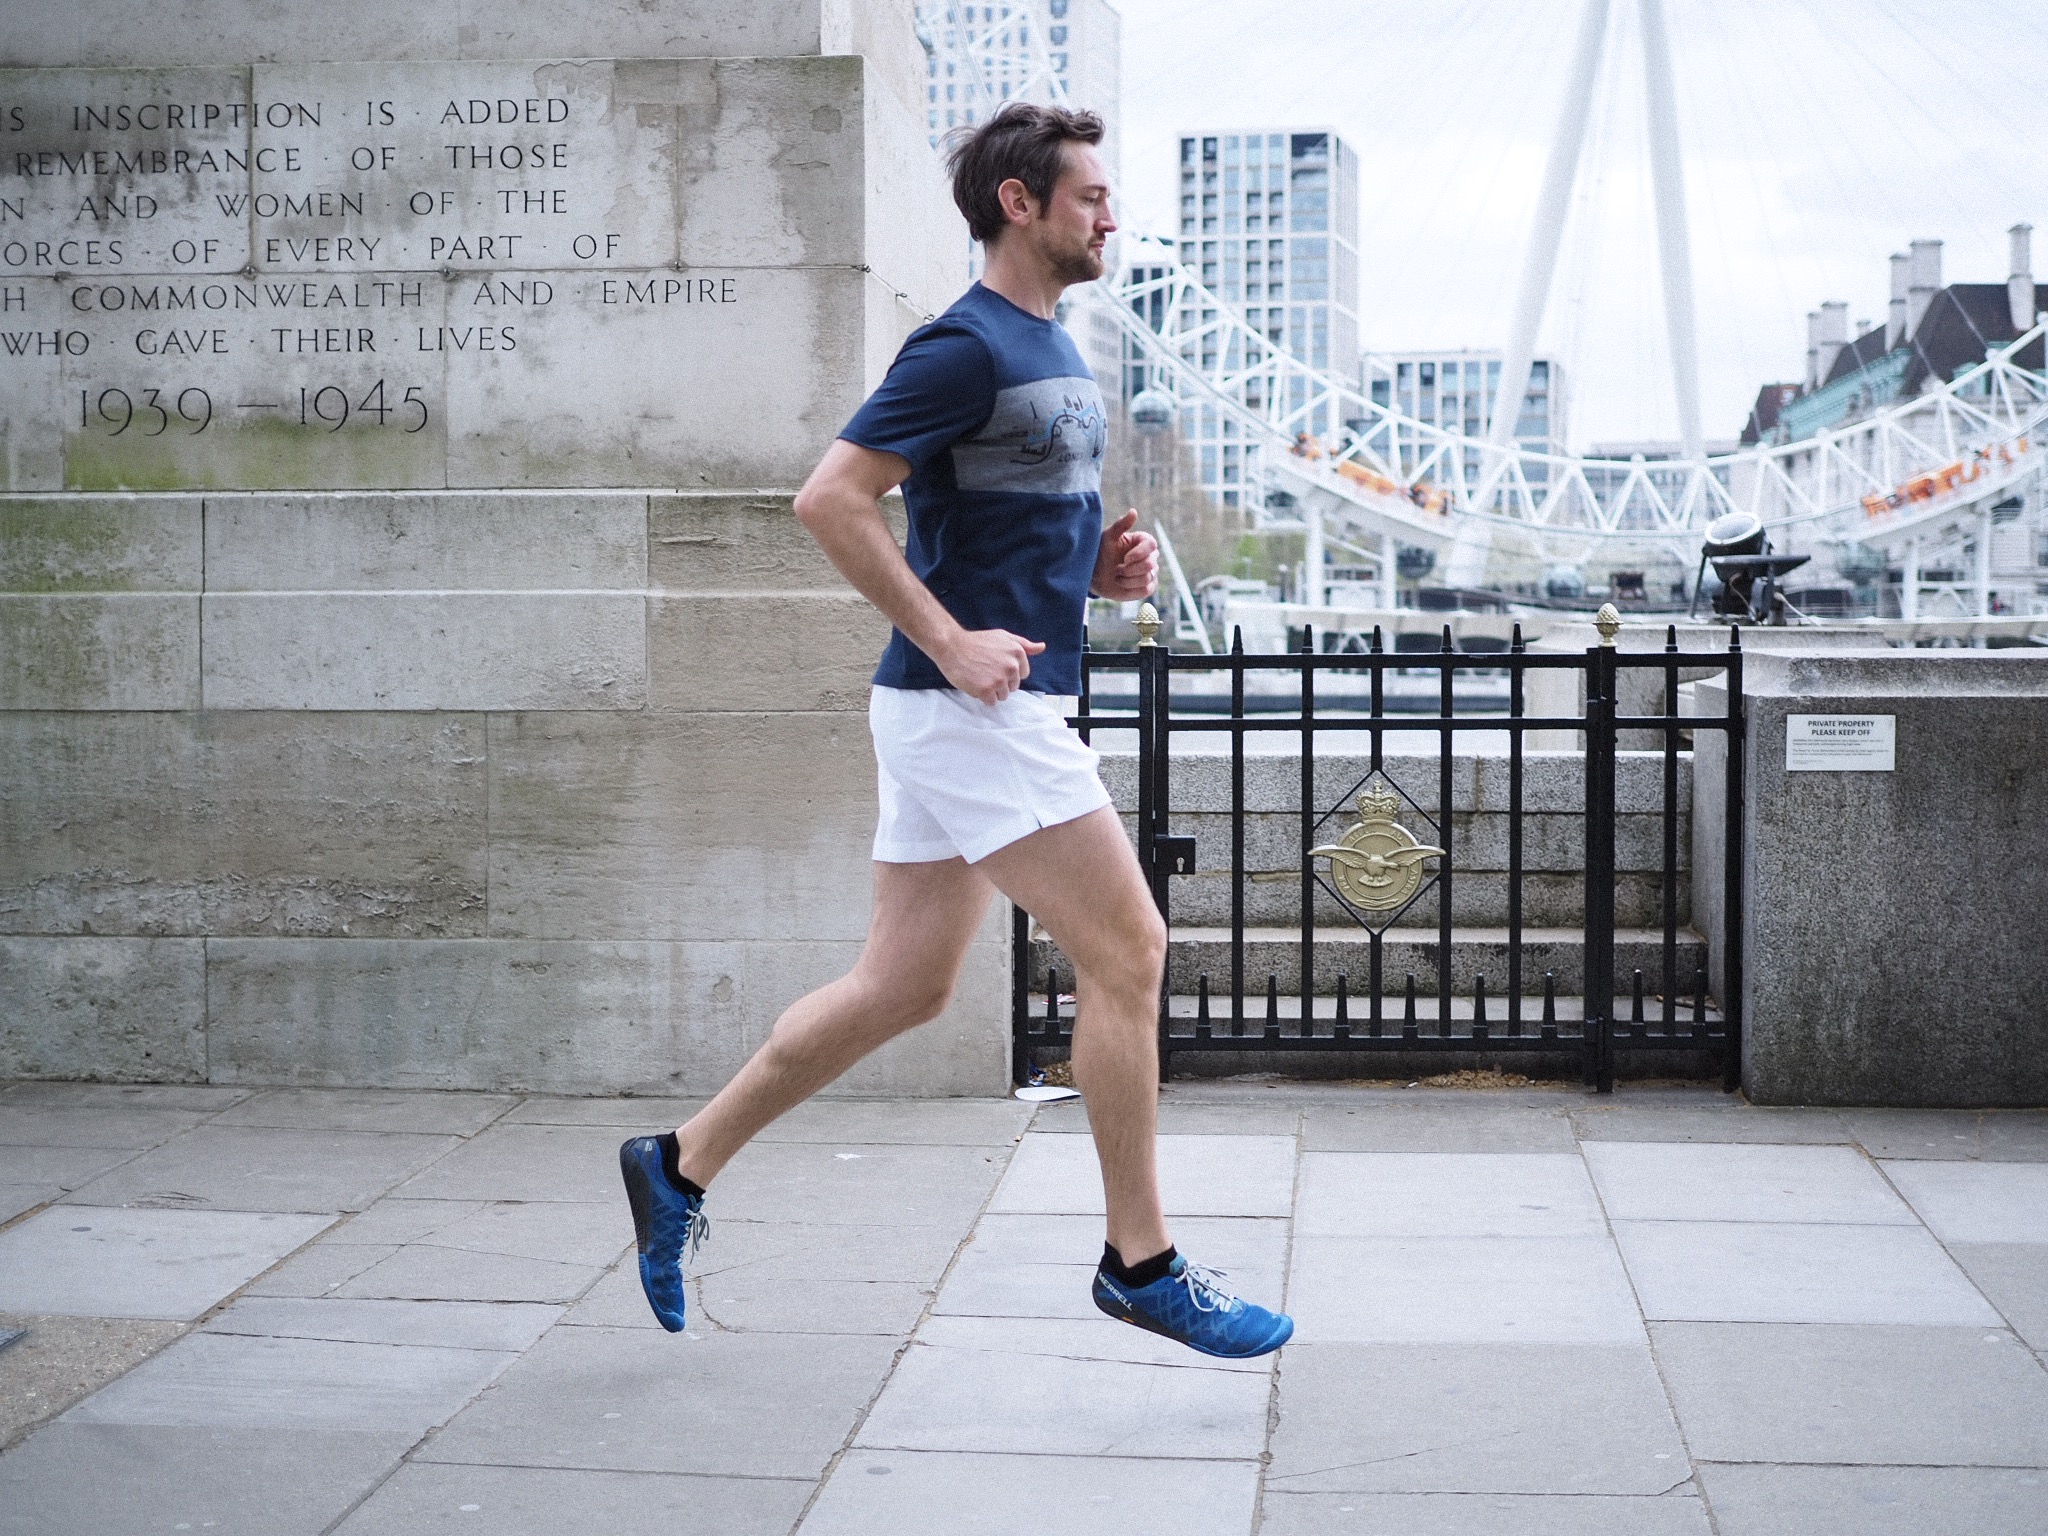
[
  {"left": 1303, "top": 1101, "right": 1579, "bottom": 1153},
  {"left": 63, "top": 1126, "right": 460, "bottom": 1213},
  {"left": 353, "top": 1196, "right": 632, "bottom": 1267},
  {"left": 332, "top": 1462, "right": 812, "bottom": 1536},
  {"left": 1288, "top": 1235, "right": 1644, "bottom": 1344},
  {"left": 394, "top": 1122, "right": 635, "bottom": 1203},
  {"left": 705, "top": 1139, "right": 1011, "bottom": 1229},
  {"left": 1583, "top": 1141, "right": 1915, "bottom": 1224},
  {"left": 688, "top": 1218, "right": 971, "bottom": 1285},
  {"left": 203, "top": 1297, "right": 561, "bottom": 1352},
  {"left": 989, "top": 1132, "right": 1297, "bottom": 1217},
  {"left": 1839, "top": 1108, "right": 1984, "bottom": 1160},
  {"left": 1948, "top": 1243, "right": 2048, "bottom": 1348},
  {"left": 1882, "top": 1161, "right": 2048, "bottom": 1243},
  {"left": 0, "top": 1143, "right": 141, "bottom": 1190},
  {"left": 212, "top": 1088, "right": 515, "bottom": 1136},
  {"left": 1298, "top": 1152, "right": 1605, "bottom": 1238},
  {"left": 1696, "top": 1464, "right": 2048, "bottom": 1536},
  {"left": 327, "top": 1241, "right": 609, "bottom": 1305},
  {"left": 694, "top": 1274, "right": 933, "bottom": 1335},
  {"left": 805, "top": 1448, "right": 1261, "bottom": 1536},
  {"left": 1651, "top": 1321, "right": 2048, "bottom": 1464},
  {"left": 753, "top": 1096, "right": 1034, "bottom": 1145},
  {"left": 1978, "top": 1112, "right": 2048, "bottom": 1163},
  {"left": 1259, "top": 1491, "right": 1713, "bottom": 1535},
  {"left": 1151, "top": 1100, "right": 1308, "bottom": 1137},
  {"left": 1266, "top": 1341, "right": 1687, "bottom": 1496},
  {"left": 500, "top": 1096, "right": 709, "bottom": 1126},
  {"left": 242, "top": 1241, "right": 400, "bottom": 1299},
  {"left": 935, "top": 1213, "right": 1289, "bottom": 1321},
  {"left": 1569, "top": 1104, "right": 1849, "bottom": 1145},
  {"left": 416, "top": 1323, "right": 901, "bottom": 1478},
  {"left": 66, "top": 1330, "right": 520, "bottom": 1432},
  {"left": 909, "top": 1310, "right": 1274, "bottom": 1373},
  {"left": 854, "top": 1316, "right": 1272, "bottom": 1459},
  {"left": 0, "top": 1423, "right": 414, "bottom": 1536},
  {"left": 0, "top": 1206, "right": 332, "bottom": 1319},
  {"left": 1614, "top": 1219, "right": 2002, "bottom": 1324},
  {"left": 0, "top": 1102, "right": 215, "bottom": 1149},
  {"left": 0, "top": 1082, "right": 250, "bottom": 1112}
]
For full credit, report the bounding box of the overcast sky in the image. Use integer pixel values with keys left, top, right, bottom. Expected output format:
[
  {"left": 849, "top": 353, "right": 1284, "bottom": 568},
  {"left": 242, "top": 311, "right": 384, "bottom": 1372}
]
[{"left": 1107, "top": 0, "right": 2046, "bottom": 450}]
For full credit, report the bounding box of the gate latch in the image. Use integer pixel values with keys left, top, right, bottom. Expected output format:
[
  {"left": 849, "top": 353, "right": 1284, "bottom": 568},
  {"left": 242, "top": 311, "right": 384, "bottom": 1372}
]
[{"left": 1155, "top": 835, "right": 1198, "bottom": 876}]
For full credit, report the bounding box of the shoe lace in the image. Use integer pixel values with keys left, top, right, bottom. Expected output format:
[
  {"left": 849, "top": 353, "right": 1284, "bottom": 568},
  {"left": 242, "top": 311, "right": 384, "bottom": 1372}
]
[
  {"left": 685, "top": 1205, "right": 711, "bottom": 1261},
  {"left": 1176, "top": 1259, "right": 1243, "bottom": 1315}
]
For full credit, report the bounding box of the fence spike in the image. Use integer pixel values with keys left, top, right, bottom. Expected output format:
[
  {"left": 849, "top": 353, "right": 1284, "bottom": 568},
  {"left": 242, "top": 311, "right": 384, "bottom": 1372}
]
[
  {"left": 1334, "top": 973, "right": 1350, "bottom": 1042},
  {"left": 1693, "top": 964, "right": 1709, "bottom": 1038},
  {"left": 1631, "top": 968, "right": 1646, "bottom": 1037},
  {"left": 1473, "top": 973, "right": 1488, "bottom": 1041},
  {"left": 1402, "top": 972, "right": 1418, "bottom": 1042},
  {"left": 1265, "top": 973, "right": 1281, "bottom": 1042},
  {"left": 1197, "top": 971, "right": 1212, "bottom": 1042},
  {"left": 1542, "top": 969, "right": 1558, "bottom": 1042},
  {"left": 1371, "top": 624, "right": 1384, "bottom": 654}
]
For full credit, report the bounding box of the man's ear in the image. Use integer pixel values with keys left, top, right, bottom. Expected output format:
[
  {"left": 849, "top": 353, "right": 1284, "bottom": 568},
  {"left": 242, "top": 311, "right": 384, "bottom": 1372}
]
[{"left": 996, "top": 175, "right": 1035, "bottom": 228}]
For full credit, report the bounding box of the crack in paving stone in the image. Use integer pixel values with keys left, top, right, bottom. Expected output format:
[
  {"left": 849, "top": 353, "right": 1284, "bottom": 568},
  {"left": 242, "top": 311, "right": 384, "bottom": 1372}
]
[{"left": 1266, "top": 1429, "right": 1531, "bottom": 1481}]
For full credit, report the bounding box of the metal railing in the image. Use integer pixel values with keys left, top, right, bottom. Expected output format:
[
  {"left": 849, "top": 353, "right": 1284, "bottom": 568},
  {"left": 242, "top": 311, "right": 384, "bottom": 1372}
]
[{"left": 1012, "top": 609, "right": 1746, "bottom": 1093}]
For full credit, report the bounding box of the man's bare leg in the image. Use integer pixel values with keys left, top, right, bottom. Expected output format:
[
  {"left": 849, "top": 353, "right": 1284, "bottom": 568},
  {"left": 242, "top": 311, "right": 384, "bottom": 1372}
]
[
  {"left": 670, "top": 857, "right": 995, "bottom": 1189},
  {"left": 977, "top": 806, "right": 1170, "bottom": 1265}
]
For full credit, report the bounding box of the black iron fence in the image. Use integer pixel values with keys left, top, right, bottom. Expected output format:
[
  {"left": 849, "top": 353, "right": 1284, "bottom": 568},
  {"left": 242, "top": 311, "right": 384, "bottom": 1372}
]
[{"left": 1012, "top": 615, "right": 1745, "bottom": 1094}]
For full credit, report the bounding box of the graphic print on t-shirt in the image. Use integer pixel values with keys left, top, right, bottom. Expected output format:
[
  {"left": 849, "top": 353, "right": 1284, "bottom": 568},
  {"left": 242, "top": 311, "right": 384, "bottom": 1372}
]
[{"left": 953, "top": 377, "right": 1107, "bottom": 495}]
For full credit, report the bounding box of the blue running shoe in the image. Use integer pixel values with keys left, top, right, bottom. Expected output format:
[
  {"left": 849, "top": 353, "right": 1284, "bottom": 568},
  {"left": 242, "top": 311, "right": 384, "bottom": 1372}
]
[
  {"left": 1092, "top": 1255, "right": 1293, "bottom": 1359},
  {"left": 618, "top": 1136, "right": 709, "bottom": 1333}
]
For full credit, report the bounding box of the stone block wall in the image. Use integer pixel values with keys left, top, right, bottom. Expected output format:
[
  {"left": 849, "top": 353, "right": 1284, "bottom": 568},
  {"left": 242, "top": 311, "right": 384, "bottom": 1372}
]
[
  {"left": 1, "top": 489, "right": 1007, "bottom": 1093},
  {"left": 0, "top": 2, "right": 1005, "bottom": 1094}
]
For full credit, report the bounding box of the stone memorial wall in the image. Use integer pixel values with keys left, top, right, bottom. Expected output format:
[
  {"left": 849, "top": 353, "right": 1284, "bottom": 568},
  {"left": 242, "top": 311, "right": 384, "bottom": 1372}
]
[{"left": 0, "top": 2, "right": 1005, "bottom": 1095}]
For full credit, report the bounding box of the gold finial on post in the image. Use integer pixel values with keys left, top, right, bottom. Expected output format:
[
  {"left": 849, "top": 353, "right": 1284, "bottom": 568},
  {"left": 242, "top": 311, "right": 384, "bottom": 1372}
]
[
  {"left": 1594, "top": 603, "right": 1623, "bottom": 647},
  {"left": 1135, "top": 601, "right": 1162, "bottom": 647}
]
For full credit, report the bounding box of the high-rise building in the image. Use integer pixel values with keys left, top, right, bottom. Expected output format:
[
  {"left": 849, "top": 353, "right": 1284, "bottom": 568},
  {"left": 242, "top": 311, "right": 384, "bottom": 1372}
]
[
  {"left": 1363, "top": 349, "right": 1569, "bottom": 489},
  {"left": 922, "top": 0, "right": 1122, "bottom": 184},
  {"left": 1174, "top": 128, "right": 1360, "bottom": 508}
]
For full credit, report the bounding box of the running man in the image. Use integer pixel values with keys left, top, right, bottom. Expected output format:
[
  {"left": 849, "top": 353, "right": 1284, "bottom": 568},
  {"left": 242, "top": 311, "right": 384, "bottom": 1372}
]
[{"left": 619, "top": 102, "right": 1292, "bottom": 1359}]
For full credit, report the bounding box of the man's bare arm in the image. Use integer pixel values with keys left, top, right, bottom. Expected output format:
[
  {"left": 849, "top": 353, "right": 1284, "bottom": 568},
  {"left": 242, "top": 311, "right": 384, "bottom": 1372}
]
[{"left": 793, "top": 439, "right": 1045, "bottom": 705}]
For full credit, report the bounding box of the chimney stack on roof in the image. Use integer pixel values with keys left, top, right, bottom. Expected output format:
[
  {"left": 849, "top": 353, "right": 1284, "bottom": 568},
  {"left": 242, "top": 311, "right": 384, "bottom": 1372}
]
[
  {"left": 1887, "top": 252, "right": 1910, "bottom": 348},
  {"left": 2011, "top": 223, "right": 2036, "bottom": 333},
  {"left": 1906, "top": 237, "right": 1943, "bottom": 341},
  {"left": 1815, "top": 300, "right": 1849, "bottom": 383}
]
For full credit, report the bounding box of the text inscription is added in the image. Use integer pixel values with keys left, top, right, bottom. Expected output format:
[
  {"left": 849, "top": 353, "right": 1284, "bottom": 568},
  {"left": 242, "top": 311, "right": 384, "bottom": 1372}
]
[{"left": 0, "top": 61, "right": 682, "bottom": 271}]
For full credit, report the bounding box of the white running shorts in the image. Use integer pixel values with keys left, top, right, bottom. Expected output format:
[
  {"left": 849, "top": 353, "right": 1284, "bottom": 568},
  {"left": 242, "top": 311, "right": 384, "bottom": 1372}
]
[{"left": 869, "top": 685, "right": 1114, "bottom": 865}]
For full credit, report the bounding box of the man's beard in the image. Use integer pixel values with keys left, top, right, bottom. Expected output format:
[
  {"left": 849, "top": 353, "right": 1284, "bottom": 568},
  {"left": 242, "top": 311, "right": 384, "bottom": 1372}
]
[{"left": 1049, "top": 241, "right": 1105, "bottom": 285}]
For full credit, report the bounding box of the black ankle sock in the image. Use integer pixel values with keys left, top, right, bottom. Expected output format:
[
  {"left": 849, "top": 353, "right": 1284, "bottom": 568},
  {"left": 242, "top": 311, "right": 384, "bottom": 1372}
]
[
  {"left": 1100, "top": 1242, "right": 1177, "bottom": 1289},
  {"left": 654, "top": 1132, "right": 706, "bottom": 1200}
]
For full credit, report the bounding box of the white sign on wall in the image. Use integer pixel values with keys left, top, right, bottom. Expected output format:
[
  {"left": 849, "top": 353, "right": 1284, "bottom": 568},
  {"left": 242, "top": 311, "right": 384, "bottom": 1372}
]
[{"left": 1786, "top": 714, "right": 1896, "bottom": 772}]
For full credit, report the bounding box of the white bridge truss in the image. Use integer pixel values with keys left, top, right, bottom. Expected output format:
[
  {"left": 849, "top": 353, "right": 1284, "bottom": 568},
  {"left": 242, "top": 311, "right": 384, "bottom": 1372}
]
[{"left": 1087, "top": 234, "right": 2048, "bottom": 566}]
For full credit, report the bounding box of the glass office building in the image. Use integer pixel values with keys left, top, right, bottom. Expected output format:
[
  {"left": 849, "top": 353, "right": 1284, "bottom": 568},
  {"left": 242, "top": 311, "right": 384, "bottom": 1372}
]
[{"left": 1174, "top": 128, "right": 1361, "bottom": 509}]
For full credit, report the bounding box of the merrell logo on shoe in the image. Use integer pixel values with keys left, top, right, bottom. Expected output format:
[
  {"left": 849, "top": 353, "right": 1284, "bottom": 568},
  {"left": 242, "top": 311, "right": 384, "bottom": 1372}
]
[{"left": 1100, "top": 1278, "right": 1130, "bottom": 1306}]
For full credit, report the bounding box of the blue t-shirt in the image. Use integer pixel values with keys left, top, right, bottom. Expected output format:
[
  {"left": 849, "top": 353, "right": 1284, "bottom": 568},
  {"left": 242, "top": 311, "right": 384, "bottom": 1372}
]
[{"left": 840, "top": 282, "right": 1106, "bottom": 694}]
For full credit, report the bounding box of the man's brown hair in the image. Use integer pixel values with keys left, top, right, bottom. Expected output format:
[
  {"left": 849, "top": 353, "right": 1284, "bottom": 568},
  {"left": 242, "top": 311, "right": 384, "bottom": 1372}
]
[{"left": 945, "top": 101, "right": 1105, "bottom": 244}]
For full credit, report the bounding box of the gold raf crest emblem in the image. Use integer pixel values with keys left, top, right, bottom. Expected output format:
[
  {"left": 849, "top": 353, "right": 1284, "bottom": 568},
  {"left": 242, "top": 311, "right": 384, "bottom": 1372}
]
[{"left": 1307, "top": 783, "right": 1446, "bottom": 913}]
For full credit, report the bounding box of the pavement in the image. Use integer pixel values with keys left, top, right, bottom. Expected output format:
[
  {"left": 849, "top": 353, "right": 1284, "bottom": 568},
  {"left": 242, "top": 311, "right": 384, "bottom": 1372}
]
[{"left": 1, "top": 1077, "right": 2045, "bottom": 1535}]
